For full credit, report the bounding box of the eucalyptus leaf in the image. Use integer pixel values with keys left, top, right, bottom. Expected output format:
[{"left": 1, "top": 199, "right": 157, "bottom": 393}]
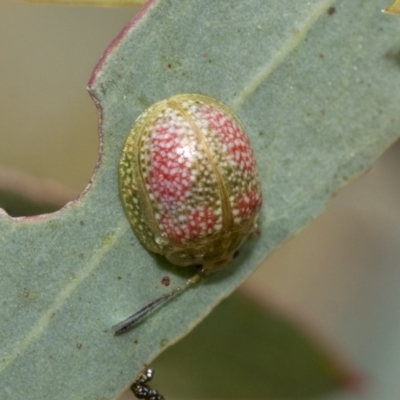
[{"left": 1, "top": 1, "right": 400, "bottom": 399}]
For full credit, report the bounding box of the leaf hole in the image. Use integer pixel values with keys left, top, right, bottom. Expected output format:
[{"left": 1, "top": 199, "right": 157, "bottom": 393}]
[{"left": 0, "top": 2, "right": 133, "bottom": 217}]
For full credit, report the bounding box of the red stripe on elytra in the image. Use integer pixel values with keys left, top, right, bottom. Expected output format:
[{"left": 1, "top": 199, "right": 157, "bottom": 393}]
[
  {"left": 237, "top": 190, "right": 262, "bottom": 219},
  {"left": 161, "top": 207, "right": 217, "bottom": 244},
  {"left": 146, "top": 125, "right": 191, "bottom": 206},
  {"left": 200, "top": 105, "right": 256, "bottom": 172}
]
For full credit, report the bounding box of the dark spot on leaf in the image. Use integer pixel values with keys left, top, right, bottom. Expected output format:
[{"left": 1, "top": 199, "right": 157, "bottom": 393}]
[
  {"left": 134, "top": 340, "right": 138, "bottom": 344},
  {"left": 76, "top": 343, "right": 82, "bottom": 350},
  {"left": 253, "top": 227, "right": 261, "bottom": 236},
  {"left": 137, "top": 94, "right": 150, "bottom": 108},
  {"left": 80, "top": 221, "right": 84, "bottom": 226},
  {"left": 385, "top": 49, "right": 400, "bottom": 67},
  {"left": 327, "top": 7, "right": 336, "bottom": 15},
  {"left": 161, "top": 276, "right": 170, "bottom": 286},
  {"left": 319, "top": 53, "right": 324, "bottom": 59},
  {"left": 117, "top": 276, "right": 122, "bottom": 280},
  {"left": 167, "top": 63, "right": 172, "bottom": 68}
]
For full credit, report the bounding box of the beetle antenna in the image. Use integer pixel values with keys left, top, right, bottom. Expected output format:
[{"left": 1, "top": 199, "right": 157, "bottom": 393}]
[{"left": 113, "top": 273, "right": 201, "bottom": 335}]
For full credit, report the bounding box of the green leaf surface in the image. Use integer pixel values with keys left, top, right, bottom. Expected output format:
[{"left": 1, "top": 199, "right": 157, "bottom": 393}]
[{"left": 1, "top": 0, "right": 400, "bottom": 399}]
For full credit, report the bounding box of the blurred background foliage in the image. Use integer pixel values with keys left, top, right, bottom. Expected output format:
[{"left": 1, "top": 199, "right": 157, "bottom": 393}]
[
  {"left": 1, "top": 1, "right": 400, "bottom": 399},
  {"left": 385, "top": 0, "right": 400, "bottom": 14}
]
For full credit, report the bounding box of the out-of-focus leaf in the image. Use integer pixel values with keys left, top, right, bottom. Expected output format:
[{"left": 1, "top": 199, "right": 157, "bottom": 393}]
[
  {"left": 1, "top": 1, "right": 400, "bottom": 399},
  {"left": 151, "top": 293, "right": 360, "bottom": 399},
  {"left": 22, "top": 0, "right": 145, "bottom": 6},
  {"left": 0, "top": 166, "right": 78, "bottom": 217},
  {"left": 384, "top": 0, "right": 400, "bottom": 15}
]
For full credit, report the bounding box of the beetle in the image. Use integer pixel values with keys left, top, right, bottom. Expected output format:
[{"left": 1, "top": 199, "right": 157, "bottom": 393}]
[{"left": 114, "top": 94, "right": 262, "bottom": 334}]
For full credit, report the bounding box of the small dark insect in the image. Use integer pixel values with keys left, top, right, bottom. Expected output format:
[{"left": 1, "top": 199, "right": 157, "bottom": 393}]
[{"left": 131, "top": 368, "right": 165, "bottom": 400}]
